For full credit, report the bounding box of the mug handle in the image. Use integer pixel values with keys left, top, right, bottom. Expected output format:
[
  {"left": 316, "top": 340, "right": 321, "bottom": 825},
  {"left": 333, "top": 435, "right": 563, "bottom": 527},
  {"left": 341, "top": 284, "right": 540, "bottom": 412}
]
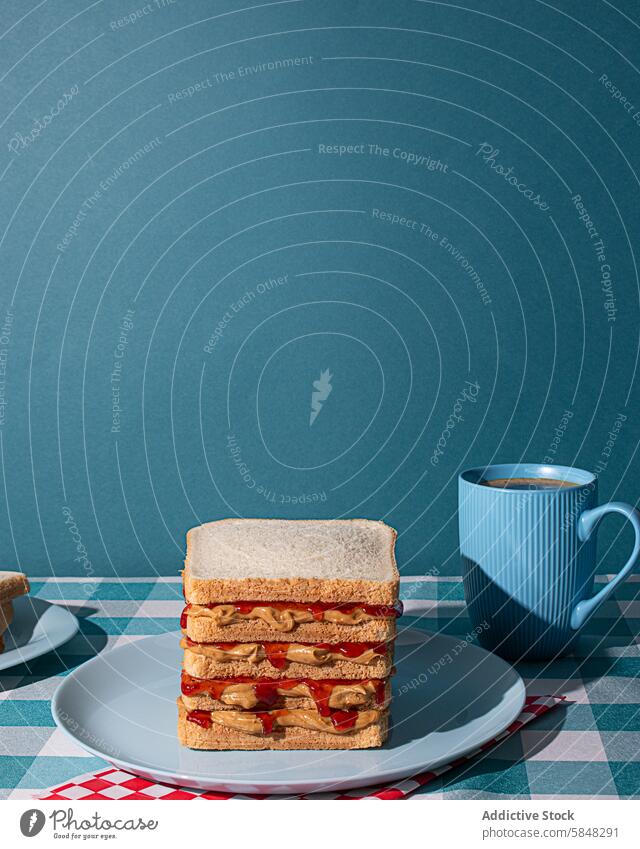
[{"left": 570, "top": 502, "right": 640, "bottom": 630}]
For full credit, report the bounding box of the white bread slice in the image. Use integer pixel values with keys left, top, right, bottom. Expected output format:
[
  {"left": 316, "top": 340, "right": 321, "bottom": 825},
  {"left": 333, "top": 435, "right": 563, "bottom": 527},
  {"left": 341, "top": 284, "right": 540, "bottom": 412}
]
[
  {"left": 0, "top": 572, "right": 29, "bottom": 603},
  {"left": 183, "top": 519, "right": 398, "bottom": 605}
]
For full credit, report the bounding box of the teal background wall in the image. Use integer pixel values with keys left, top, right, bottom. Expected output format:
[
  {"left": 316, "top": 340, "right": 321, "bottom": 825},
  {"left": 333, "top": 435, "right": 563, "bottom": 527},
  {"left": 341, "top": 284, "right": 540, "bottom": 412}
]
[{"left": 0, "top": 0, "right": 638, "bottom": 577}]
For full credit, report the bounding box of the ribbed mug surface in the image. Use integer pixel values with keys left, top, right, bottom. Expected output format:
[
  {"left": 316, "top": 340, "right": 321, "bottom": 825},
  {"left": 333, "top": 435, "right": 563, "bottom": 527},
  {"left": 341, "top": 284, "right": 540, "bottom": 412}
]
[{"left": 459, "top": 464, "right": 597, "bottom": 661}]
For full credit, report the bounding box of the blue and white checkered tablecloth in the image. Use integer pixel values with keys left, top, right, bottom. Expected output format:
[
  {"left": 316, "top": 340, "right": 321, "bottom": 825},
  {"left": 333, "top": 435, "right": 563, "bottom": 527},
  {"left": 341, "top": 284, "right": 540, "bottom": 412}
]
[{"left": 1, "top": 576, "right": 639, "bottom": 800}]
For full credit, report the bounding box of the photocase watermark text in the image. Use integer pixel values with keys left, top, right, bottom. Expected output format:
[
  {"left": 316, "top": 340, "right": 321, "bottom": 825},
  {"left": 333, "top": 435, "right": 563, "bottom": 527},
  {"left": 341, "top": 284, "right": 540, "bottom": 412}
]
[
  {"left": 430, "top": 380, "right": 481, "bottom": 466},
  {"left": 61, "top": 506, "right": 97, "bottom": 597},
  {"left": 50, "top": 808, "right": 158, "bottom": 833},
  {"left": 476, "top": 143, "right": 550, "bottom": 212},
  {"left": 7, "top": 85, "right": 79, "bottom": 155}
]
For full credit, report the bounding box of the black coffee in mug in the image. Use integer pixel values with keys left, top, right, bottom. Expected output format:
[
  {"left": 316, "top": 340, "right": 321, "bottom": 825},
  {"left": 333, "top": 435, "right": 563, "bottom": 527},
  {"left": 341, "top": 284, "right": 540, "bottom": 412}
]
[{"left": 480, "top": 477, "right": 580, "bottom": 491}]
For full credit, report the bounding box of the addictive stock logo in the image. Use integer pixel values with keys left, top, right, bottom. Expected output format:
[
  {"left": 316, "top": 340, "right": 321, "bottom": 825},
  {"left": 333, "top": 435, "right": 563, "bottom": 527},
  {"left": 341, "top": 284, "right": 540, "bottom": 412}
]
[
  {"left": 309, "top": 369, "right": 333, "bottom": 426},
  {"left": 20, "top": 809, "right": 45, "bottom": 837}
]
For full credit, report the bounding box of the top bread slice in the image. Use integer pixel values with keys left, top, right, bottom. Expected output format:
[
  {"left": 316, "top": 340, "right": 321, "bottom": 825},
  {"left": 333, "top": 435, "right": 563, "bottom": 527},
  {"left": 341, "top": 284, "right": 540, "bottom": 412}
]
[
  {"left": 183, "top": 519, "right": 398, "bottom": 605},
  {"left": 0, "top": 571, "right": 29, "bottom": 603}
]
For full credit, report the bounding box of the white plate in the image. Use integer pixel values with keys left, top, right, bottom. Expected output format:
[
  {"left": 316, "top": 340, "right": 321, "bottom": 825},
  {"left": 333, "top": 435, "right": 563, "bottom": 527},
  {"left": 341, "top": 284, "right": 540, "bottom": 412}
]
[
  {"left": 52, "top": 628, "right": 525, "bottom": 795},
  {"left": 0, "top": 596, "right": 79, "bottom": 671}
]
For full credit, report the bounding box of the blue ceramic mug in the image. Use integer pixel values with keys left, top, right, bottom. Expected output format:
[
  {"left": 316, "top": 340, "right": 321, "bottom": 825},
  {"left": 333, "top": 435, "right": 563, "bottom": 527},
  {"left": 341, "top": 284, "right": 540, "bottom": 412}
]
[{"left": 459, "top": 463, "right": 640, "bottom": 660}]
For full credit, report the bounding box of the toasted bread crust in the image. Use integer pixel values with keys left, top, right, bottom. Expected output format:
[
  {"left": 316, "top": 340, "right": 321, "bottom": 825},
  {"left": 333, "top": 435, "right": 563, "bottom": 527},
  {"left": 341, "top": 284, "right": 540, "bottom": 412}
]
[
  {"left": 183, "top": 615, "right": 396, "bottom": 645},
  {"left": 182, "top": 646, "right": 393, "bottom": 680},
  {"left": 0, "top": 572, "right": 29, "bottom": 603},
  {"left": 183, "top": 574, "right": 399, "bottom": 605},
  {"left": 177, "top": 700, "right": 389, "bottom": 750}
]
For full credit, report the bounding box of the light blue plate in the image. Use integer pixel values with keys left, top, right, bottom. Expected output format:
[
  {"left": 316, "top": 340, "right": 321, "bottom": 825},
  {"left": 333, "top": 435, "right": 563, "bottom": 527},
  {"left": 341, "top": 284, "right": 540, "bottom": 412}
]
[
  {"left": 0, "top": 596, "right": 79, "bottom": 671},
  {"left": 52, "top": 628, "right": 525, "bottom": 795}
]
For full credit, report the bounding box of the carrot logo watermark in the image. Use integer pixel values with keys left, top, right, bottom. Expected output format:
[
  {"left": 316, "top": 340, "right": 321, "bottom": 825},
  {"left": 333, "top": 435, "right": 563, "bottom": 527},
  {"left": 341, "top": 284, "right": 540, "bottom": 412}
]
[
  {"left": 309, "top": 369, "right": 333, "bottom": 426},
  {"left": 20, "top": 809, "right": 45, "bottom": 837}
]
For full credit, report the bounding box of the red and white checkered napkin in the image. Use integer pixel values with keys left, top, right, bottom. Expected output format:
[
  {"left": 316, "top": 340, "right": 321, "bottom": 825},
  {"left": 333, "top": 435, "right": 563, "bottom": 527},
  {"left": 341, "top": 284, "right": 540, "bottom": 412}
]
[{"left": 40, "top": 695, "right": 565, "bottom": 801}]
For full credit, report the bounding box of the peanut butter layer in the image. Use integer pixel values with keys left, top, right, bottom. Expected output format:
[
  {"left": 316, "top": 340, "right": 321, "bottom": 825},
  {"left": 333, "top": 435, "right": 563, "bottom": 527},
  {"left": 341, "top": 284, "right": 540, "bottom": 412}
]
[
  {"left": 186, "top": 619, "right": 396, "bottom": 645},
  {"left": 180, "top": 698, "right": 382, "bottom": 736},
  {"left": 208, "top": 708, "right": 381, "bottom": 735},
  {"left": 177, "top": 701, "right": 389, "bottom": 751},
  {"left": 182, "top": 603, "right": 397, "bottom": 644},
  {"left": 182, "top": 647, "right": 393, "bottom": 681},
  {"left": 180, "top": 637, "right": 387, "bottom": 667},
  {"left": 185, "top": 602, "right": 398, "bottom": 631},
  {"left": 181, "top": 678, "right": 391, "bottom": 712}
]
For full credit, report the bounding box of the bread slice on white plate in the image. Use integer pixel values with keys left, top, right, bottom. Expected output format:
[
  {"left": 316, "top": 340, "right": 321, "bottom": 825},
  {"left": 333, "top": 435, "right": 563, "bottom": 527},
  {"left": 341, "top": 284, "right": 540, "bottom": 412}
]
[
  {"left": 0, "top": 571, "right": 30, "bottom": 603},
  {"left": 183, "top": 519, "right": 398, "bottom": 605},
  {"left": 0, "top": 600, "right": 13, "bottom": 632}
]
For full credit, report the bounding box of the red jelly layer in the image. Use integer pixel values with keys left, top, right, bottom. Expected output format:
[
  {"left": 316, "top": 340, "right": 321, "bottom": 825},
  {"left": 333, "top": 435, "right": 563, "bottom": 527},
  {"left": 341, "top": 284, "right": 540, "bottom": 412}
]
[
  {"left": 314, "top": 642, "right": 387, "bottom": 658},
  {"left": 256, "top": 710, "right": 278, "bottom": 734},
  {"left": 181, "top": 672, "right": 386, "bottom": 715},
  {"left": 181, "top": 600, "right": 402, "bottom": 628},
  {"left": 330, "top": 710, "right": 359, "bottom": 730},
  {"left": 185, "top": 710, "right": 212, "bottom": 729},
  {"left": 183, "top": 637, "right": 388, "bottom": 669},
  {"left": 186, "top": 708, "right": 363, "bottom": 734}
]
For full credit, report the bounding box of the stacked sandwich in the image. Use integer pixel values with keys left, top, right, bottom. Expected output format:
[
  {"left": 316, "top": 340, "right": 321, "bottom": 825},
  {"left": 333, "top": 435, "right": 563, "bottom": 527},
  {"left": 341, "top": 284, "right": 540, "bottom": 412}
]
[
  {"left": 178, "top": 519, "right": 400, "bottom": 750},
  {"left": 0, "top": 571, "right": 30, "bottom": 653}
]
